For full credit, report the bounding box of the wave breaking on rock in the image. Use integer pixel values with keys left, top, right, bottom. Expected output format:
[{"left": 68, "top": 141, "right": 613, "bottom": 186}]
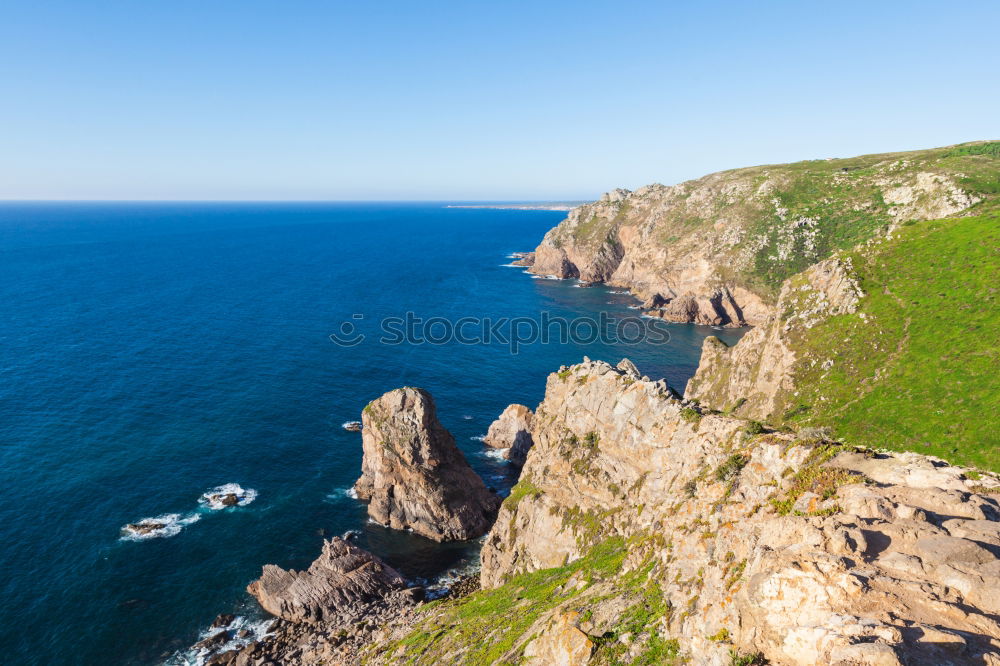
[
  {"left": 198, "top": 483, "right": 257, "bottom": 510},
  {"left": 120, "top": 513, "right": 201, "bottom": 541}
]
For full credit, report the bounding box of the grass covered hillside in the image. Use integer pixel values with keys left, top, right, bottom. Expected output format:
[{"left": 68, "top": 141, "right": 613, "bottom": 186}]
[
  {"left": 533, "top": 141, "right": 1000, "bottom": 305},
  {"left": 780, "top": 212, "right": 1000, "bottom": 471}
]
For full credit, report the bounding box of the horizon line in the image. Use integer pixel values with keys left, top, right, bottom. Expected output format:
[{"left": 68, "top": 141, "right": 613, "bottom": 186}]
[{"left": 0, "top": 198, "right": 591, "bottom": 204}]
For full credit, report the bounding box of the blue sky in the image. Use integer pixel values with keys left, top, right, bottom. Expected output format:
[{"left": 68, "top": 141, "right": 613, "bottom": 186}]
[{"left": 1, "top": 1, "right": 997, "bottom": 200}]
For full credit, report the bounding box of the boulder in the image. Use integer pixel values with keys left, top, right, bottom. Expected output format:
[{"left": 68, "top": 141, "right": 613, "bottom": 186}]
[{"left": 354, "top": 388, "right": 501, "bottom": 541}]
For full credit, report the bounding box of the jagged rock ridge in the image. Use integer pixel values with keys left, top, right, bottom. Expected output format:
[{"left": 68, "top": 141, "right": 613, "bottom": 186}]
[{"left": 247, "top": 537, "right": 411, "bottom": 625}]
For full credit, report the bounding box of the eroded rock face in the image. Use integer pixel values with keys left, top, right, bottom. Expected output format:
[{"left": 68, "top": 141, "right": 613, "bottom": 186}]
[
  {"left": 685, "top": 256, "right": 864, "bottom": 417},
  {"left": 483, "top": 404, "right": 535, "bottom": 466},
  {"left": 354, "top": 387, "right": 501, "bottom": 541},
  {"left": 481, "top": 360, "right": 1000, "bottom": 665},
  {"left": 528, "top": 151, "right": 979, "bottom": 328},
  {"left": 247, "top": 537, "right": 410, "bottom": 625}
]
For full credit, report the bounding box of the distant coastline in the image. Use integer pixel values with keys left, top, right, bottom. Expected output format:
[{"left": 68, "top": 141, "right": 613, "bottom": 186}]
[{"left": 444, "top": 203, "right": 581, "bottom": 211}]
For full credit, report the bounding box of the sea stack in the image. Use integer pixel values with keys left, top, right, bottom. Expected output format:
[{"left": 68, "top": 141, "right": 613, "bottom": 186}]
[
  {"left": 354, "top": 387, "right": 501, "bottom": 541},
  {"left": 483, "top": 403, "right": 535, "bottom": 466}
]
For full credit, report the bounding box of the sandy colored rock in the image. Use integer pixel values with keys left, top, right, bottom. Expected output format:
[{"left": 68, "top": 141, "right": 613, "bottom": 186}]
[
  {"left": 528, "top": 151, "right": 979, "bottom": 329},
  {"left": 481, "top": 360, "right": 1000, "bottom": 665},
  {"left": 354, "top": 387, "right": 501, "bottom": 541},
  {"left": 483, "top": 403, "right": 535, "bottom": 466},
  {"left": 523, "top": 611, "right": 594, "bottom": 665}
]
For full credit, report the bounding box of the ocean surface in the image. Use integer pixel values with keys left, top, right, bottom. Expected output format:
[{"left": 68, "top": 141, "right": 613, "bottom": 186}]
[{"left": 0, "top": 203, "right": 746, "bottom": 665}]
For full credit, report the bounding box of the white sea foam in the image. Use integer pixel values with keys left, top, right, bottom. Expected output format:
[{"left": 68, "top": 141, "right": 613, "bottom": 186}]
[
  {"left": 341, "top": 420, "right": 363, "bottom": 431},
  {"left": 421, "top": 558, "right": 483, "bottom": 600},
  {"left": 627, "top": 305, "right": 641, "bottom": 310},
  {"left": 469, "top": 434, "right": 486, "bottom": 442},
  {"left": 609, "top": 290, "right": 630, "bottom": 295},
  {"left": 462, "top": 414, "right": 473, "bottom": 420},
  {"left": 198, "top": 483, "right": 258, "bottom": 510},
  {"left": 120, "top": 513, "right": 201, "bottom": 541},
  {"left": 164, "top": 615, "right": 274, "bottom": 666},
  {"left": 498, "top": 263, "right": 521, "bottom": 267},
  {"left": 326, "top": 487, "right": 359, "bottom": 501},
  {"left": 479, "top": 448, "right": 508, "bottom": 461}
]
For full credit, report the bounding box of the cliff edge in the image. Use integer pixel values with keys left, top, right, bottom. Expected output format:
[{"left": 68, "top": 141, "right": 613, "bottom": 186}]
[{"left": 528, "top": 142, "right": 996, "bottom": 327}]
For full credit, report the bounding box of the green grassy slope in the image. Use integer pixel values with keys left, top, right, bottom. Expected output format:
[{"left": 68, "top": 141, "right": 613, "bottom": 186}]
[
  {"left": 782, "top": 212, "right": 1000, "bottom": 471},
  {"left": 363, "top": 536, "right": 686, "bottom": 665}
]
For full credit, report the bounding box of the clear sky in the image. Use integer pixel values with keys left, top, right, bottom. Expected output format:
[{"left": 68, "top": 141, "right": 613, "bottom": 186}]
[{"left": 1, "top": 0, "right": 997, "bottom": 201}]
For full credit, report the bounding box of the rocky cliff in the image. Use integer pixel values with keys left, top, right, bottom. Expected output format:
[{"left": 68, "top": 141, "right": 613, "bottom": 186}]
[
  {"left": 381, "top": 360, "right": 1000, "bottom": 665},
  {"left": 354, "top": 387, "right": 501, "bottom": 541},
  {"left": 528, "top": 142, "right": 995, "bottom": 326}
]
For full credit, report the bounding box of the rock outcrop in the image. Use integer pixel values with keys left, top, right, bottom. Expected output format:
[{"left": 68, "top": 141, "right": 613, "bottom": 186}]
[
  {"left": 354, "top": 387, "right": 501, "bottom": 541},
  {"left": 476, "top": 360, "right": 1000, "bottom": 665},
  {"left": 247, "top": 537, "right": 412, "bottom": 625},
  {"left": 684, "top": 255, "right": 864, "bottom": 417},
  {"left": 483, "top": 403, "right": 535, "bottom": 466},
  {"left": 529, "top": 144, "right": 984, "bottom": 327}
]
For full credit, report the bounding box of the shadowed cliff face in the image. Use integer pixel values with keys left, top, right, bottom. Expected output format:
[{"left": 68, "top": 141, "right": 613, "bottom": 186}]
[
  {"left": 528, "top": 143, "right": 992, "bottom": 327},
  {"left": 354, "top": 387, "right": 501, "bottom": 542}
]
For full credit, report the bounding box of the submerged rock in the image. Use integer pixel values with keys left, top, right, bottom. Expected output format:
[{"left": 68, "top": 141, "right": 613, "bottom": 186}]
[
  {"left": 247, "top": 537, "right": 410, "bottom": 625},
  {"left": 342, "top": 420, "right": 363, "bottom": 432},
  {"left": 354, "top": 387, "right": 501, "bottom": 541},
  {"left": 123, "top": 521, "right": 167, "bottom": 536},
  {"left": 483, "top": 403, "right": 535, "bottom": 466}
]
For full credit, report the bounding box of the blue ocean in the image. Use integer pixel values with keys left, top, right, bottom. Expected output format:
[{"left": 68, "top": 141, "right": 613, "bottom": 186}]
[{"left": 0, "top": 203, "right": 745, "bottom": 665}]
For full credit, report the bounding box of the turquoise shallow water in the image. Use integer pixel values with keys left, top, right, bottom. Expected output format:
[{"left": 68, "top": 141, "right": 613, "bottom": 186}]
[{"left": 0, "top": 202, "right": 745, "bottom": 665}]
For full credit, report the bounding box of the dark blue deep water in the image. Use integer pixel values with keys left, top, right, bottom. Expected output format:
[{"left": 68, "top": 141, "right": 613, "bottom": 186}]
[{"left": 0, "top": 203, "right": 745, "bottom": 665}]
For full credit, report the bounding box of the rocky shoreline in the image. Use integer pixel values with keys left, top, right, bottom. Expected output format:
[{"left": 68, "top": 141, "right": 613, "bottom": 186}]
[{"left": 193, "top": 358, "right": 1000, "bottom": 665}]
